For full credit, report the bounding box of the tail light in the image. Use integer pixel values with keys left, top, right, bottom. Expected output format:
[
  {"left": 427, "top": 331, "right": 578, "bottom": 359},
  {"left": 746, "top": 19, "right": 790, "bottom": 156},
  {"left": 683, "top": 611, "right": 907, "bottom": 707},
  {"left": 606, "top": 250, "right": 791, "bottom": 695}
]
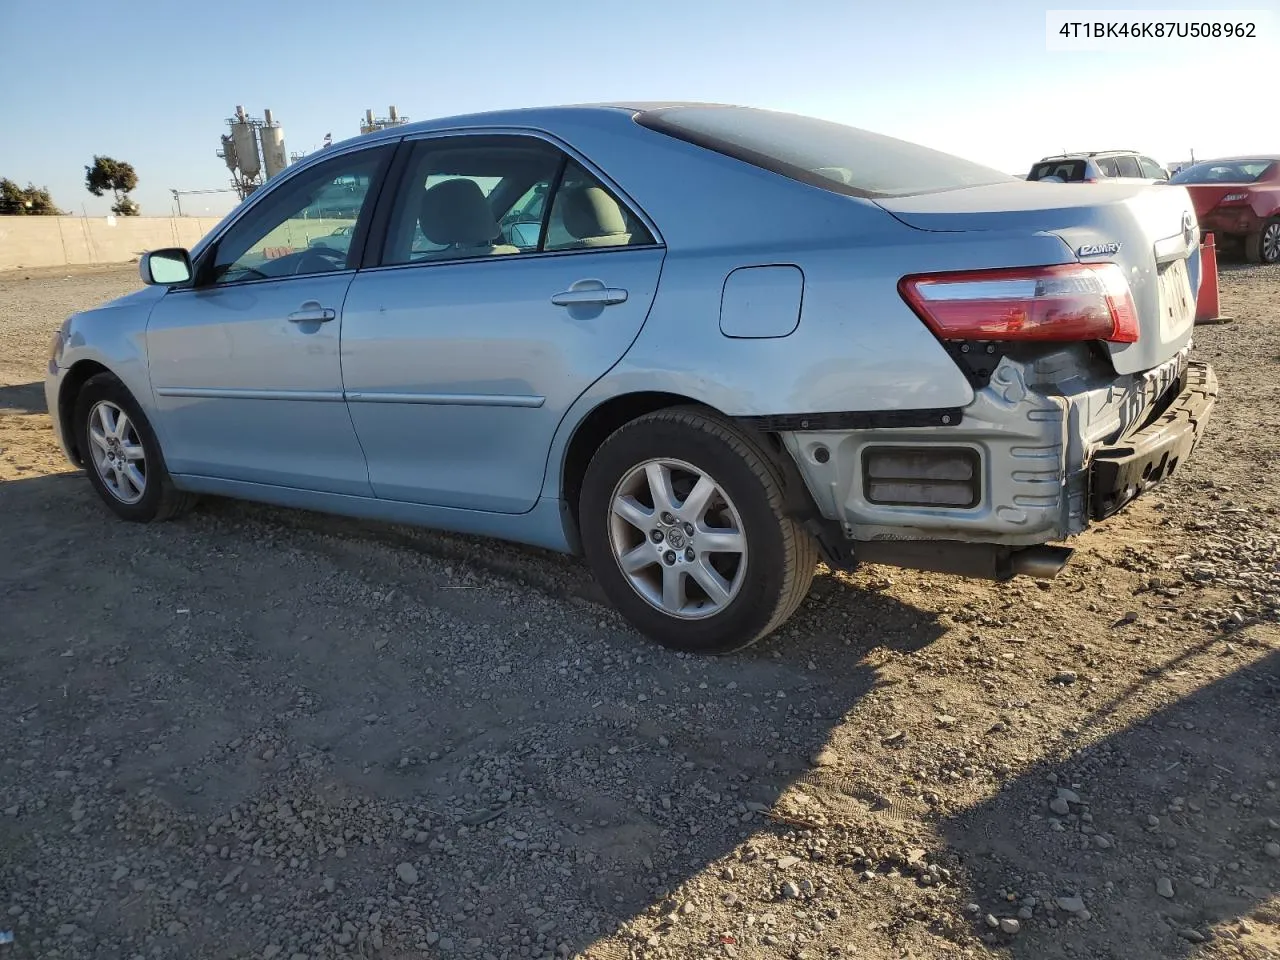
[
  {"left": 1082, "top": 177, "right": 1099, "bottom": 183},
  {"left": 899, "top": 263, "right": 1140, "bottom": 344}
]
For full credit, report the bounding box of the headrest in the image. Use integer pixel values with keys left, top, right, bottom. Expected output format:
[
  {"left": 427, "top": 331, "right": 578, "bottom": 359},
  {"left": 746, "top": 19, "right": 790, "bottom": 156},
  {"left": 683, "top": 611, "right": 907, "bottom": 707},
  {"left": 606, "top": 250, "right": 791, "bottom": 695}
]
[
  {"left": 418, "top": 178, "right": 500, "bottom": 246},
  {"left": 559, "top": 183, "right": 627, "bottom": 239}
]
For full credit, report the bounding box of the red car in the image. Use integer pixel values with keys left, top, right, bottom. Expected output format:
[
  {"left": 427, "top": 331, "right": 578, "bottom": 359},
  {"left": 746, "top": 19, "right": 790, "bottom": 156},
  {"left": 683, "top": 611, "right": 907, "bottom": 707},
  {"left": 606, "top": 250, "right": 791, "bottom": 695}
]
[{"left": 1168, "top": 156, "right": 1280, "bottom": 264}]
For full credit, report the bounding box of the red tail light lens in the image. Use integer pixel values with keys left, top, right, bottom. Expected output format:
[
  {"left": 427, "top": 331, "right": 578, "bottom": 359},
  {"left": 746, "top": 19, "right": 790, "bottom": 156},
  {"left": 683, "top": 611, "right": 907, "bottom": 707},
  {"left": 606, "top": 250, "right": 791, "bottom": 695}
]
[{"left": 899, "top": 263, "right": 1140, "bottom": 344}]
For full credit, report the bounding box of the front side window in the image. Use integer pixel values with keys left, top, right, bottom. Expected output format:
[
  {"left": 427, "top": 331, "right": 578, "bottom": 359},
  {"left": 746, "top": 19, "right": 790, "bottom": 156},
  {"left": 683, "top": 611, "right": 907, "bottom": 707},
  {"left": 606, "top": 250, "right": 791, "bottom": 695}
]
[{"left": 208, "top": 148, "right": 388, "bottom": 285}]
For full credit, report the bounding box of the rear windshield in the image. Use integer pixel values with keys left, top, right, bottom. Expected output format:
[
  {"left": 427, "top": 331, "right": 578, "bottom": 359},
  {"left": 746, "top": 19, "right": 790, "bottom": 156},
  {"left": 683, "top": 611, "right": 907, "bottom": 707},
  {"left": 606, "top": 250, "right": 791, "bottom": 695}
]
[
  {"left": 1169, "top": 159, "right": 1276, "bottom": 184},
  {"left": 1028, "top": 160, "right": 1086, "bottom": 182},
  {"left": 635, "top": 105, "right": 1012, "bottom": 199}
]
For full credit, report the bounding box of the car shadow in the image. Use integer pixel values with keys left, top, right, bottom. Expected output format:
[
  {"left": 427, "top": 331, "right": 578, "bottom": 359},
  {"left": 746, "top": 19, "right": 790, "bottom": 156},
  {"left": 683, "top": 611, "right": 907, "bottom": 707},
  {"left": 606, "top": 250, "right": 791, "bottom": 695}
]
[
  {"left": 0, "top": 380, "right": 46, "bottom": 415},
  {"left": 939, "top": 645, "right": 1280, "bottom": 958},
  {"left": 12, "top": 446, "right": 1278, "bottom": 958},
  {"left": 1, "top": 469, "right": 949, "bottom": 960}
]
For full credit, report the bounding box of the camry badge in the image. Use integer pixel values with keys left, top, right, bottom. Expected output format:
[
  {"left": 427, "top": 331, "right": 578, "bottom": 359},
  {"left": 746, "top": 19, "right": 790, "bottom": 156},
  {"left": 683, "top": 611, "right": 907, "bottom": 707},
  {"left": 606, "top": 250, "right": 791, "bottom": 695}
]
[{"left": 1078, "top": 241, "right": 1122, "bottom": 257}]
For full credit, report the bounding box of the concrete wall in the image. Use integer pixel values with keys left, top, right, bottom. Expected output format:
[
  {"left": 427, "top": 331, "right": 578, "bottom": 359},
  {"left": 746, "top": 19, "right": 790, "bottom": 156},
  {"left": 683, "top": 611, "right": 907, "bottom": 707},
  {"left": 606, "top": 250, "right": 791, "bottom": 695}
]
[{"left": 0, "top": 216, "right": 226, "bottom": 271}]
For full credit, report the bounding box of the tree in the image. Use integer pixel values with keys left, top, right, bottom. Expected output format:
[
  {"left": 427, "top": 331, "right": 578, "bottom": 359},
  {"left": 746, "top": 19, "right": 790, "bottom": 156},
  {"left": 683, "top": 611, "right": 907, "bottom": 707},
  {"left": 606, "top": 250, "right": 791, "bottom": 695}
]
[
  {"left": 85, "top": 155, "right": 140, "bottom": 216},
  {"left": 0, "top": 178, "right": 61, "bottom": 215}
]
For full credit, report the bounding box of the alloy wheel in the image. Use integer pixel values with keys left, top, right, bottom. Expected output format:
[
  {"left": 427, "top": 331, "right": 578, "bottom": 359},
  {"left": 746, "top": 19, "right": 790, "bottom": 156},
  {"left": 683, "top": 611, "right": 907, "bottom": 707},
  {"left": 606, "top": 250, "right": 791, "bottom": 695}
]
[
  {"left": 607, "top": 458, "right": 748, "bottom": 619},
  {"left": 87, "top": 400, "right": 147, "bottom": 504},
  {"left": 1264, "top": 222, "right": 1280, "bottom": 264}
]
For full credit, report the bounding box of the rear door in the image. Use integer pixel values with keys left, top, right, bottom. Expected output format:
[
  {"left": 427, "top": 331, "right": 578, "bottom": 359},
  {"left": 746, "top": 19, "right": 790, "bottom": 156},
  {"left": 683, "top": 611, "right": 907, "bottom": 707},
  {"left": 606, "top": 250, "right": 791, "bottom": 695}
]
[{"left": 340, "top": 133, "right": 666, "bottom": 513}]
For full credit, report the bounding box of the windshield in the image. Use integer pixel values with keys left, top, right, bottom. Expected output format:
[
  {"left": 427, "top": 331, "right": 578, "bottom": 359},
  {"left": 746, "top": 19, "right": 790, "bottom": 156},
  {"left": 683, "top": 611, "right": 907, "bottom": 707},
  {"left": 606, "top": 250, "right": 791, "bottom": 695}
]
[
  {"left": 1170, "top": 159, "right": 1275, "bottom": 184},
  {"left": 636, "top": 105, "right": 1012, "bottom": 199}
]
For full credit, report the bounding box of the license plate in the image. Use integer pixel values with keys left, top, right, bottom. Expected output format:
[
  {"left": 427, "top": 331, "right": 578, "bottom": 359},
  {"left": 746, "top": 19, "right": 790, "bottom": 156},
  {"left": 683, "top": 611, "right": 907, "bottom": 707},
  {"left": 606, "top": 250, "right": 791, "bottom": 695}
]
[{"left": 1158, "top": 258, "right": 1194, "bottom": 329}]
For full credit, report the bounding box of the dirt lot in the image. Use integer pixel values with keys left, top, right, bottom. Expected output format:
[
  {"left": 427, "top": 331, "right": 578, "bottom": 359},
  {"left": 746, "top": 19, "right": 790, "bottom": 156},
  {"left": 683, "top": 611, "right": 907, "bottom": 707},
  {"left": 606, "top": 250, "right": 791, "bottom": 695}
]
[{"left": 1, "top": 261, "right": 1278, "bottom": 960}]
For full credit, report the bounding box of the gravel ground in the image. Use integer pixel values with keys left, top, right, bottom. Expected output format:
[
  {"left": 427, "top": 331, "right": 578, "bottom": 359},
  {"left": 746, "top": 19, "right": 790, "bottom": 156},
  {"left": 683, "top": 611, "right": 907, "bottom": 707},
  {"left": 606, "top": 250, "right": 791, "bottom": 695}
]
[{"left": 1, "top": 260, "right": 1278, "bottom": 960}]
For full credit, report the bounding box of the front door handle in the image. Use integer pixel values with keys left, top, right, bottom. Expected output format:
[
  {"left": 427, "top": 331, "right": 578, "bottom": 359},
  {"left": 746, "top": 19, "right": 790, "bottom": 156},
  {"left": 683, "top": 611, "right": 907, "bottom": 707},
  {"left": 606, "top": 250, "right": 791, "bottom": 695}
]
[
  {"left": 288, "top": 301, "right": 336, "bottom": 323},
  {"left": 551, "top": 282, "right": 628, "bottom": 307}
]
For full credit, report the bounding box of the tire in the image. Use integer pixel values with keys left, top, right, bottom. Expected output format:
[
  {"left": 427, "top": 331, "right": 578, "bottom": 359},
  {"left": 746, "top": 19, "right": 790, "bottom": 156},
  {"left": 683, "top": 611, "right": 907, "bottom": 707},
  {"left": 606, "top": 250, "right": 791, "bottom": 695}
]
[
  {"left": 579, "top": 406, "right": 818, "bottom": 654},
  {"left": 72, "top": 372, "right": 197, "bottom": 523},
  {"left": 1244, "top": 217, "right": 1280, "bottom": 265}
]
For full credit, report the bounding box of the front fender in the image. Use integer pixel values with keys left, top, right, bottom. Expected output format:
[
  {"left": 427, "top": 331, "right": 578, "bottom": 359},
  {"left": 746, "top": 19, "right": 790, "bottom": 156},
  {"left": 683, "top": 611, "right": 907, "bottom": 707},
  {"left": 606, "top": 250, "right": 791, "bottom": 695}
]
[{"left": 55, "top": 291, "right": 165, "bottom": 452}]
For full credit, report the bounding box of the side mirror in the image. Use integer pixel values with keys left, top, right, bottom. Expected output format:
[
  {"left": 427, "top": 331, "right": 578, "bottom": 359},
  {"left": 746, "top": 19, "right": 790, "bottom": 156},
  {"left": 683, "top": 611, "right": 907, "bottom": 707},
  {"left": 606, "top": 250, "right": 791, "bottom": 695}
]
[
  {"left": 509, "top": 221, "right": 542, "bottom": 248},
  {"left": 140, "top": 248, "right": 193, "bottom": 285}
]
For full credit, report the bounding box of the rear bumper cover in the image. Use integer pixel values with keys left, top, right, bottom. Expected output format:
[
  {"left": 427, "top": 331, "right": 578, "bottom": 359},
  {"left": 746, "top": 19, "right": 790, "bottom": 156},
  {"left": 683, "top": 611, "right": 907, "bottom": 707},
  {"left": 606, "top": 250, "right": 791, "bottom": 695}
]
[
  {"left": 1088, "top": 361, "right": 1217, "bottom": 520},
  {"left": 1197, "top": 208, "right": 1265, "bottom": 240},
  {"left": 774, "top": 349, "right": 1215, "bottom": 551}
]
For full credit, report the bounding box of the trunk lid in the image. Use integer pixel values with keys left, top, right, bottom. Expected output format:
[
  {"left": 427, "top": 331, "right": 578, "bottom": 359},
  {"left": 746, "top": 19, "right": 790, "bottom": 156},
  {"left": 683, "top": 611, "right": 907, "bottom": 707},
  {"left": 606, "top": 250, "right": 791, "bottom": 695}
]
[
  {"left": 875, "top": 181, "right": 1201, "bottom": 376},
  {"left": 1180, "top": 183, "right": 1248, "bottom": 218}
]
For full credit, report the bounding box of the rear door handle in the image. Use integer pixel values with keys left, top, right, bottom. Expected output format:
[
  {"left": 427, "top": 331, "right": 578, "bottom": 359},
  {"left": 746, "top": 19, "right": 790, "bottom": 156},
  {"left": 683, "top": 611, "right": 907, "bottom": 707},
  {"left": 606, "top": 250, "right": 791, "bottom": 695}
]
[
  {"left": 288, "top": 301, "right": 336, "bottom": 323},
  {"left": 551, "top": 285, "right": 628, "bottom": 307}
]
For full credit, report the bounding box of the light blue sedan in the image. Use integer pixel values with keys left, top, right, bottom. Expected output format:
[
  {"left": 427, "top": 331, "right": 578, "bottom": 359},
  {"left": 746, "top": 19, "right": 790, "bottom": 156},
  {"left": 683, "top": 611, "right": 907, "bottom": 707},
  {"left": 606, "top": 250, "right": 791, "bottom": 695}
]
[{"left": 46, "top": 102, "right": 1216, "bottom": 653}]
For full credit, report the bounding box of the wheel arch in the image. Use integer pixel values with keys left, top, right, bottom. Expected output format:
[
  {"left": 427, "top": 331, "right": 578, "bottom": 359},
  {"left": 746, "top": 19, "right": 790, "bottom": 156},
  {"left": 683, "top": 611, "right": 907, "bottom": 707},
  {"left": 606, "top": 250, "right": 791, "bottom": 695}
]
[
  {"left": 555, "top": 390, "right": 821, "bottom": 551},
  {"left": 57, "top": 359, "right": 114, "bottom": 466}
]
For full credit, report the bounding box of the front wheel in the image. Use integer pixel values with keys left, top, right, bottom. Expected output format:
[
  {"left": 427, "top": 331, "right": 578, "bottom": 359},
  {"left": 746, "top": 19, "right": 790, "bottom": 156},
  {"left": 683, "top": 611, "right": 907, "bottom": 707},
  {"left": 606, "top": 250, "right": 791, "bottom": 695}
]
[
  {"left": 579, "top": 407, "right": 817, "bottom": 654},
  {"left": 1245, "top": 217, "right": 1280, "bottom": 265},
  {"left": 72, "top": 372, "right": 197, "bottom": 523}
]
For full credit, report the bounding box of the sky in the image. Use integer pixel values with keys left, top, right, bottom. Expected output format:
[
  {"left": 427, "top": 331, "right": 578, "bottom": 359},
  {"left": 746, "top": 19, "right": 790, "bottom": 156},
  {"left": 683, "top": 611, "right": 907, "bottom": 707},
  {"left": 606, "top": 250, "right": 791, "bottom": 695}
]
[{"left": 0, "top": 0, "right": 1274, "bottom": 218}]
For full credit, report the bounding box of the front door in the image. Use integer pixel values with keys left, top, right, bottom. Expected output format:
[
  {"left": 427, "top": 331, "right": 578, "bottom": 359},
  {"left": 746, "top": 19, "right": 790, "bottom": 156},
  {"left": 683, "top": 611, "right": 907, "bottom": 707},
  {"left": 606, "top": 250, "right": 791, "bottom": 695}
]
[
  {"left": 341, "top": 136, "right": 665, "bottom": 513},
  {"left": 146, "top": 145, "right": 393, "bottom": 495}
]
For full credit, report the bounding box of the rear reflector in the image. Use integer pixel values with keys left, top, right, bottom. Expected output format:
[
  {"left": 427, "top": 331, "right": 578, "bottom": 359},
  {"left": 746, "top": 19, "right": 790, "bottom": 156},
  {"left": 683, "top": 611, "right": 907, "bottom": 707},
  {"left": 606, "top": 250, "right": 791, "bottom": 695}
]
[{"left": 899, "top": 263, "right": 1140, "bottom": 344}]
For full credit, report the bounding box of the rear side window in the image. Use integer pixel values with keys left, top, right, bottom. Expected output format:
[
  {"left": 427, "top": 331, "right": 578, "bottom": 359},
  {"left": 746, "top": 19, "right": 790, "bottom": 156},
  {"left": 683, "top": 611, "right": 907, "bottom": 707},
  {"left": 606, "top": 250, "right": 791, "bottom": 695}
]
[
  {"left": 1095, "top": 157, "right": 1120, "bottom": 177},
  {"left": 1115, "top": 156, "right": 1142, "bottom": 178},
  {"left": 636, "top": 105, "right": 1011, "bottom": 199},
  {"left": 1029, "top": 160, "right": 1085, "bottom": 182}
]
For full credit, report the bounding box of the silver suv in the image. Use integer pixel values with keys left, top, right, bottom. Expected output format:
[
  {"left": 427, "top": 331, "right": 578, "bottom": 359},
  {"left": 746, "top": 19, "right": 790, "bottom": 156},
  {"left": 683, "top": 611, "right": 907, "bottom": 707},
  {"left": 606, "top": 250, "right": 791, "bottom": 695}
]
[{"left": 1028, "top": 151, "right": 1170, "bottom": 184}]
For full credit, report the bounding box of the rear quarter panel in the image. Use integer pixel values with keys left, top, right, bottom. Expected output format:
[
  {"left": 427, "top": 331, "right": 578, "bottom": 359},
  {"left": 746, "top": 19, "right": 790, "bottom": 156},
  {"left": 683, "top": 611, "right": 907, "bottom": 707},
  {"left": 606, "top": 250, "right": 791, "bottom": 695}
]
[
  {"left": 1253, "top": 186, "right": 1280, "bottom": 218},
  {"left": 532, "top": 111, "right": 1081, "bottom": 501}
]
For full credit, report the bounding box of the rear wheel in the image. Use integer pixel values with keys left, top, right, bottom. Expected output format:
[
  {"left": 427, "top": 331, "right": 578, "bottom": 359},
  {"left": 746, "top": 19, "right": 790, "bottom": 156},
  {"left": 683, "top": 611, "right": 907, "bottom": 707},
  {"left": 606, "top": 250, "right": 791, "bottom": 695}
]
[
  {"left": 1245, "top": 217, "right": 1280, "bottom": 265},
  {"left": 579, "top": 407, "right": 817, "bottom": 653},
  {"left": 73, "top": 372, "right": 197, "bottom": 523}
]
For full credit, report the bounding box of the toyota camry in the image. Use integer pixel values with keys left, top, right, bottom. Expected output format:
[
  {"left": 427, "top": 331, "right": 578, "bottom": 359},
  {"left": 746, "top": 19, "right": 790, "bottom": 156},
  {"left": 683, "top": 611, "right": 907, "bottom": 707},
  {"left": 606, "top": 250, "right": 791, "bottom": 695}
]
[{"left": 45, "top": 102, "right": 1217, "bottom": 653}]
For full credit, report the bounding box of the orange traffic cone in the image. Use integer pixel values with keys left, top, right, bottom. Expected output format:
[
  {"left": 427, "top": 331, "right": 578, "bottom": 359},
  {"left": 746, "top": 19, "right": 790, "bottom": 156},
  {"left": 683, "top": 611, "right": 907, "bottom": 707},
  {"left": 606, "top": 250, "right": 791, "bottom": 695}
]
[{"left": 1194, "top": 232, "right": 1232, "bottom": 325}]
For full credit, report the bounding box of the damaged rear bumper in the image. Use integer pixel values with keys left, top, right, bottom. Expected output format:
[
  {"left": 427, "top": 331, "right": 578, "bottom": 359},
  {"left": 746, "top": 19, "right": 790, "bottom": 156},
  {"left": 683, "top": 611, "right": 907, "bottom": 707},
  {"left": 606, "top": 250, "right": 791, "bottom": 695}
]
[
  {"left": 768, "top": 349, "right": 1217, "bottom": 580},
  {"left": 1088, "top": 361, "right": 1217, "bottom": 520}
]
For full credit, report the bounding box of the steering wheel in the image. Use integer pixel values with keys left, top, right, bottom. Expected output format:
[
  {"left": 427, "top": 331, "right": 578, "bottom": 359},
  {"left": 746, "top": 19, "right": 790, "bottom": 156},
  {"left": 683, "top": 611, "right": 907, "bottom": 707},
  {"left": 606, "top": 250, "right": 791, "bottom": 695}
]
[{"left": 292, "top": 248, "right": 347, "bottom": 274}]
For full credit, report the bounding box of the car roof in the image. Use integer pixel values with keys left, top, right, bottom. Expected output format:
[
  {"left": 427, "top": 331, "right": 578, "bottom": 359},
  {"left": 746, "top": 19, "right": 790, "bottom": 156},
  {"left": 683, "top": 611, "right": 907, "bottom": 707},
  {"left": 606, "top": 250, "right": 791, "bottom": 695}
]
[
  {"left": 336, "top": 101, "right": 732, "bottom": 149},
  {"left": 1036, "top": 150, "right": 1144, "bottom": 161},
  {"left": 1183, "top": 155, "right": 1280, "bottom": 164}
]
